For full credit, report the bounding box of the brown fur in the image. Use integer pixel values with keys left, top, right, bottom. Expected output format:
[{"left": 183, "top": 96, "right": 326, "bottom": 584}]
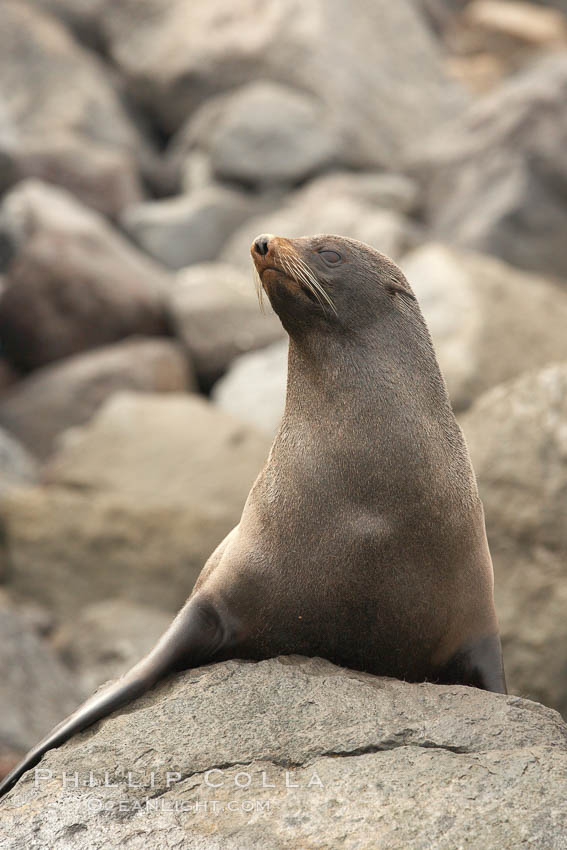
[
  {"left": 0, "top": 234, "right": 505, "bottom": 801},
  {"left": 207, "top": 234, "right": 501, "bottom": 680}
]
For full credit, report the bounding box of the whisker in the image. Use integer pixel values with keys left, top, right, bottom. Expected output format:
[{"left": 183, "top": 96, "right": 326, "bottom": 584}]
[
  {"left": 269, "top": 244, "right": 338, "bottom": 317},
  {"left": 252, "top": 266, "right": 265, "bottom": 313},
  {"left": 282, "top": 253, "right": 325, "bottom": 309},
  {"left": 293, "top": 255, "right": 337, "bottom": 315},
  {"left": 292, "top": 254, "right": 331, "bottom": 298},
  {"left": 298, "top": 259, "right": 334, "bottom": 306},
  {"left": 282, "top": 253, "right": 319, "bottom": 298}
]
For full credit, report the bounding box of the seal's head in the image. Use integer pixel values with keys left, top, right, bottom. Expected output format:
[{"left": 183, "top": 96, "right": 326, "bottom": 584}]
[{"left": 250, "top": 233, "right": 416, "bottom": 336}]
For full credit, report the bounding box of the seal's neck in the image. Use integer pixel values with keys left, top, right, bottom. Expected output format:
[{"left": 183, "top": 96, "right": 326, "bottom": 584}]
[
  {"left": 283, "top": 310, "right": 454, "bottom": 436},
  {"left": 275, "top": 311, "right": 477, "bottom": 508},
  {"left": 261, "top": 307, "right": 480, "bottom": 517}
]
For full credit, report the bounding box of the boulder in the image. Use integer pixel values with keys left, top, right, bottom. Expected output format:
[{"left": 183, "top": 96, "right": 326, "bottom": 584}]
[
  {"left": 170, "top": 81, "right": 340, "bottom": 189},
  {"left": 494, "top": 544, "right": 567, "bottom": 719},
  {"left": 291, "top": 170, "right": 421, "bottom": 215},
  {"left": 0, "top": 136, "right": 144, "bottom": 220},
  {"left": 168, "top": 264, "right": 284, "bottom": 387},
  {"left": 464, "top": 1, "right": 567, "bottom": 47},
  {"left": 222, "top": 187, "right": 420, "bottom": 273},
  {"left": 463, "top": 362, "right": 567, "bottom": 554},
  {"left": 0, "top": 181, "right": 170, "bottom": 372},
  {"left": 401, "top": 243, "right": 567, "bottom": 410},
  {"left": 0, "top": 429, "right": 37, "bottom": 497},
  {"left": 26, "top": 0, "right": 109, "bottom": 50},
  {"left": 443, "top": 1, "right": 567, "bottom": 94},
  {"left": 411, "top": 53, "right": 567, "bottom": 279},
  {"left": 461, "top": 363, "right": 567, "bottom": 715},
  {"left": 0, "top": 360, "right": 18, "bottom": 395},
  {"left": 413, "top": 0, "right": 468, "bottom": 34},
  {"left": 52, "top": 599, "right": 172, "bottom": 694},
  {"left": 0, "top": 339, "right": 194, "bottom": 461},
  {"left": 0, "top": 602, "right": 82, "bottom": 758},
  {"left": 212, "top": 341, "right": 288, "bottom": 437},
  {"left": 0, "top": 590, "right": 55, "bottom": 639},
  {"left": 0, "top": 393, "right": 271, "bottom": 617},
  {"left": 121, "top": 186, "right": 261, "bottom": 270},
  {"left": 533, "top": 0, "right": 567, "bottom": 13},
  {"left": 100, "top": 0, "right": 464, "bottom": 168},
  {"left": 0, "top": 431, "right": 38, "bottom": 539},
  {"left": 1, "top": 656, "right": 566, "bottom": 848},
  {"left": 0, "top": 2, "right": 146, "bottom": 214},
  {"left": 176, "top": 150, "right": 215, "bottom": 194}
]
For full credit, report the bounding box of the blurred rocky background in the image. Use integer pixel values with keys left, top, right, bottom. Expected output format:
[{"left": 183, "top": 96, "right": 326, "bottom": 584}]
[{"left": 1, "top": 0, "right": 567, "bottom": 785}]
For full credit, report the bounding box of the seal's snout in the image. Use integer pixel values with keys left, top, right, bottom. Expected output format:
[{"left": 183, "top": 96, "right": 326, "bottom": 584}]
[{"left": 251, "top": 233, "right": 273, "bottom": 257}]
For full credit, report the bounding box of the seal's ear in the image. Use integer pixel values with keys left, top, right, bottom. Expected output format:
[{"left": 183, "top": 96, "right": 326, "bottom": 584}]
[{"left": 386, "top": 282, "right": 416, "bottom": 301}]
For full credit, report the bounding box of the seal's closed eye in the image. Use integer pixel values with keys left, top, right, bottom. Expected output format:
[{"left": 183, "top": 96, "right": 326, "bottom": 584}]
[{"left": 318, "top": 250, "right": 342, "bottom": 265}]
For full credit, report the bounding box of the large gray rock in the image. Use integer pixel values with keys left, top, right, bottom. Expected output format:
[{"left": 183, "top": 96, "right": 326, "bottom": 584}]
[
  {"left": 442, "top": 2, "right": 567, "bottom": 96},
  {"left": 1, "top": 656, "right": 566, "bottom": 848},
  {"left": 0, "top": 429, "right": 37, "bottom": 496},
  {"left": 0, "top": 602, "right": 82, "bottom": 757},
  {"left": 463, "top": 0, "right": 567, "bottom": 48},
  {"left": 171, "top": 81, "right": 340, "bottom": 188},
  {"left": 463, "top": 362, "right": 567, "bottom": 554},
  {"left": 291, "top": 170, "right": 421, "bottom": 215},
  {"left": 461, "top": 363, "right": 567, "bottom": 716},
  {"left": 0, "top": 1, "right": 140, "bottom": 147},
  {"left": 26, "top": 0, "right": 109, "bottom": 49},
  {"left": 1, "top": 135, "right": 144, "bottom": 220},
  {"left": 212, "top": 341, "right": 289, "bottom": 437},
  {"left": 494, "top": 544, "right": 567, "bottom": 721},
  {"left": 0, "top": 393, "right": 271, "bottom": 617},
  {"left": 168, "top": 263, "right": 284, "bottom": 386},
  {"left": 53, "top": 599, "right": 172, "bottom": 695},
  {"left": 222, "top": 184, "right": 420, "bottom": 272},
  {"left": 100, "top": 0, "right": 464, "bottom": 168},
  {"left": 0, "top": 2, "right": 146, "bottom": 215},
  {"left": 536, "top": 0, "right": 567, "bottom": 12},
  {"left": 121, "top": 185, "right": 261, "bottom": 270},
  {"left": 534, "top": 0, "right": 567, "bottom": 13},
  {"left": 0, "top": 181, "right": 170, "bottom": 371},
  {"left": 412, "top": 53, "right": 567, "bottom": 280},
  {"left": 402, "top": 243, "right": 567, "bottom": 410},
  {"left": 0, "top": 338, "right": 194, "bottom": 461},
  {"left": 0, "top": 360, "right": 18, "bottom": 395},
  {"left": 413, "top": 0, "right": 467, "bottom": 34}
]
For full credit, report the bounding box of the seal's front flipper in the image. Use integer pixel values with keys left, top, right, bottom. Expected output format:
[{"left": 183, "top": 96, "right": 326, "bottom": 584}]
[
  {"left": 0, "top": 595, "right": 232, "bottom": 801},
  {"left": 437, "top": 633, "right": 507, "bottom": 694}
]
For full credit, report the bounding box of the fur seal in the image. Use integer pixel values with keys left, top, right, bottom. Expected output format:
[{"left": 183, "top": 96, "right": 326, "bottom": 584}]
[{"left": 0, "top": 233, "right": 506, "bottom": 800}]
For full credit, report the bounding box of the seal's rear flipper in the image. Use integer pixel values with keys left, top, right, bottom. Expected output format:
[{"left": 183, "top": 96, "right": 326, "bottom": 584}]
[
  {"left": 437, "top": 633, "right": 507, "bottom": 694},
  {"left": 0, "top": 596, "right": 230, "bottom": 800}
]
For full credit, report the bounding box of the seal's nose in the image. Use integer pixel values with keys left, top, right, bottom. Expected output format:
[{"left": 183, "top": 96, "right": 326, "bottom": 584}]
[{"left": 253, "top": 234, "right": 271, "bottom": 256}]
